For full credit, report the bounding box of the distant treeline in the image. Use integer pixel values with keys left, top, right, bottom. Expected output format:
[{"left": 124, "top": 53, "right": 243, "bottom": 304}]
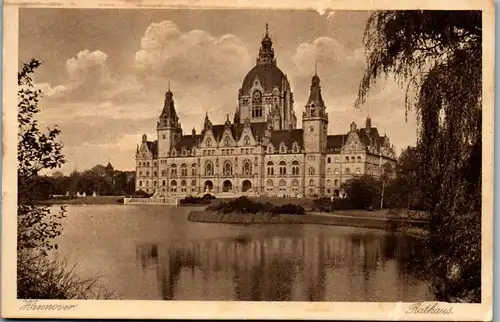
[{"left": 31, "top": 164, "right": 136, "bottom": 200}]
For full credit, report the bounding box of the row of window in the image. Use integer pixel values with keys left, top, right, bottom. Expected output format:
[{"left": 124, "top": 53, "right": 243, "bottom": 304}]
[
  {"left": 326, "top": 156, "right": 363, "bottom": 163},
  {"left": 138, "top": 178, "right": 335, "bottom": 189},
  {"left": 268, "top": 145, "right": 300, "bottom": 154},
  {"left": 266, "top": 161, "right": 300, "bottom": 176},
  {"left": 327, "top": 167, "right": 361, "bottom": 175},
  {"left": 138, "top": 165, "right": 361, "bottom": 177}
]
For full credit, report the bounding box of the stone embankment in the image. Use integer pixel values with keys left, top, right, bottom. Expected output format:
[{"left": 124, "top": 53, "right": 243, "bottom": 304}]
[{"left": 187, "top": 210, "right": 429, "bottom": 234}]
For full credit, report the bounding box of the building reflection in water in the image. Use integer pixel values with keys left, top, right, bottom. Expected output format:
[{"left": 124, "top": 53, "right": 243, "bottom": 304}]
[{"left": 135, "top": 232, "right": 431, "bottom": 301}]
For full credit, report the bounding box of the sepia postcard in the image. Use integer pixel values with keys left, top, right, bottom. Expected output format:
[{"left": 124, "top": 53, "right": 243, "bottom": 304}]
[{"left": 1, "top": 0, "right": 494, "bottom": 320}]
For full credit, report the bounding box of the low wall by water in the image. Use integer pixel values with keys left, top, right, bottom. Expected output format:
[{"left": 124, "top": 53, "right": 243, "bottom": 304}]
[
  {"left": 124, "top": 197, "right": 178, "bottom": 205},
  {"left": 187, "top": 210, "right": 429, "bottom": 233}
]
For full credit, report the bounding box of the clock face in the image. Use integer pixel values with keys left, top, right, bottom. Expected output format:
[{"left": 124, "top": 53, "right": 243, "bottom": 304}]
[{"left": 253, "top": 91, "right": 262, "bottom": 100}]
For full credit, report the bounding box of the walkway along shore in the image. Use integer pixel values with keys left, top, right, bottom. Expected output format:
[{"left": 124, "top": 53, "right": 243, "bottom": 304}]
[{"left": 187, "top": 210, "right": 430, "bottom": 235}]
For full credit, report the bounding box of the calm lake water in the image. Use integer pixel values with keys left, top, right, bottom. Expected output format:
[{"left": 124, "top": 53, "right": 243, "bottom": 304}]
[{"left": 52, "top": 204, "right": 434, "bottom": 301}]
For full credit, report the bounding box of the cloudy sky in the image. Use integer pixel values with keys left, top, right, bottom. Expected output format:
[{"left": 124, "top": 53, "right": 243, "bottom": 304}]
[{"left": 19, "top": 8, "right": 418, "bottom": 173}]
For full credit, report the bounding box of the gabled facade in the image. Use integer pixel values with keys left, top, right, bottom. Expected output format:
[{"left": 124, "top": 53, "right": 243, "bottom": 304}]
[{"left": 135, "top": 24, "right": 397, "bottom": 198}]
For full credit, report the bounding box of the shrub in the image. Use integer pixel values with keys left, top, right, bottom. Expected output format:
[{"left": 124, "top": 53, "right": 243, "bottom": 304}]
[
  {"left": 18, "top": 250, "right": 114, "bottom": 299},
  {"left": 132, "top": 190, "right": 152, "bottom": 198},
  {"left": 179, "top": 196, "right": 212, "bottom": 205},
  {"left": 209, "top": 197, "right": 273, "bottom": 214},
  {"left": 202, "top": 193, "right": 216, "bottom": 200},
  {"left": 270, "top": 204, "right": 305, "bottom": 215}
]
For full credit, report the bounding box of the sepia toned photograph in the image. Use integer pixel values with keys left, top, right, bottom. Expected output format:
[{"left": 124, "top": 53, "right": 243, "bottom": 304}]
[{"left": 2, "top": 0, "right": 494, "bottom": 320}]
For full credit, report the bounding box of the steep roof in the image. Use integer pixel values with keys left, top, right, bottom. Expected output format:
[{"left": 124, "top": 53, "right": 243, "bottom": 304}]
[
  {"left": 357, "top": 128, "right": 381, "bottom": 150},
  {"left": 240, "top": 64, "right": 288, "bottom": 95},
  {"left": 174, "top": 134, "right": 201, "bottom": 150},
  {"left": 146, "top": 141, "right": 158, "bottom": 157},
  {"left": 270, "top": 129, "right": 303, "bottom": 149},
  {"left": 326, "top": 135, "right": 347, "bottom": 152}
]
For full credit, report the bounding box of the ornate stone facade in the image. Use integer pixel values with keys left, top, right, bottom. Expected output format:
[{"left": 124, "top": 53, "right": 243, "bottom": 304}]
[{"left": 135, "top": 25, "right": 397, "bottom": 198}]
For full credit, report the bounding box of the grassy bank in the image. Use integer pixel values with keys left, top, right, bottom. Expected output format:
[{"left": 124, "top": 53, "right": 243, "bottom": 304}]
[
  {"left": 187, "top": 210, "right": 429, "bottom": 234},
  {"left": 39, "top": 196, "right": 125, "bottom": 205}
]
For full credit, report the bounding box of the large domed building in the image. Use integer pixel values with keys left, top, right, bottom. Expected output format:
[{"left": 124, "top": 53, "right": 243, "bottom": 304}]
[
  {"left": 236, "top": 24, "right": 296, "bottom": 130},
  {"left": 134, "top": 24, "right": 397, "bottom": 199}
]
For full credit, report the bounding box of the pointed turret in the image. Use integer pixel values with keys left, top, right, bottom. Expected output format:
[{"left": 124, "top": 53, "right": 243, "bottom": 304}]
[
  {"left": 257, "top": 23, "right": 276, "bottom": 65},
  {"left": 158, "top": 87, "right": 179, "bottom": 129},
  {"left": 192, "top": 126, "right": 196, "bottom": 136},
  {"left": 203, "top": 111, "right": 213, "bottom": 131},
  {"left": 305, "top": 68, "right": 325, "bottom": 116},
  {"left": 157, "top": 86, "right": 182, "bottom": 158},
  {"left": 365, "top": 116, "right": 372, "bottom": 132}
]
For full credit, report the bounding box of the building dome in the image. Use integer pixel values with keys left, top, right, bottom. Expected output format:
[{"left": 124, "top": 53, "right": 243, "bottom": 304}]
[{"left": 240, "top": 64, "right": 288, "bottom": 95}]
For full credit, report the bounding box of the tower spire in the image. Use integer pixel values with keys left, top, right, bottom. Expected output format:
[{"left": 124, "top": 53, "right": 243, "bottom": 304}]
[
  {"left": 168, "top": 80, "right": 170, "bottom": 92},
  {"left": 314, "top": 61, "right": 318, "bottom": 76},
  {"left": 265, "top": 23, "right": 269, "bottom": 36}
]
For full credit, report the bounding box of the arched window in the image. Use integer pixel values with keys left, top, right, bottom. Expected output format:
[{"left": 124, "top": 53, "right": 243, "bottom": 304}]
[
  {"left": 279, "top": 161, "right": 287, "bottom": 175},
  {"left": 146, "top": 181, "right": 149, "bottom": 186},
  {"left": 327, "top": 157, "right": 331, "bottom": 163},
  {"left": 291, "top": 179, "right": 299, "bottom": 186},
  {"left": 223, "top": 161, "right": 233, "bottom": 176},
  {"left": 310, "top": 104, "right": 315, "bottom": 115},
  {"left": 252, "top": 90, "right": 263, "bottom": 118},
  {"left": 153, "top": 180, "right": 157, "bottom": 186},
  {"left": 181, "top": 164, "right": 188, "bottom": 177},
  {"left": 161, "top": 169, "right": 166, "bottom": 176},
  {"left": 191, "top": 163, "right": 197, "bottom": 176},
  {"left": 280, "top": 144, "right": 286, "bottom": 153},
  {"left": 279, "top": 179, "right": 286, "bottom": 186},
  {"left": 351, "top": 156, "right": 355, "bottom": 162},
  {"left": 357, "top": 156, "right": 362, "bottom": 162},
  {"left": 162, "top": 180, "right": 166, "bottom": 186},
  {"left": 243, "top": 160, "right": 252, "bottom": 176},
  {"left": 356, "top": 167, "right": 361, "bottom": 174},
  {"left": 268, "top": 145, "right": 274, "bottom": 154},
  {"left": 146, "top": 171, "right": 149, "bottom": 176},
  {"left": 334, "top": 179, "right": 339, "bottom": 186},
  {"left": 205, "top": 161, "right": 214, "bottom": 176},
  {"left": 170, "top": 164, "right": 177, "bottom": 176},
  {"left": 309, "top": 179, "right": 315, "bottom": 186},
  {"left": 224, "top": 137, "right": 230, "bottom": 146},
  {"left": 335, "top": 157, "right": 339, "bottom": 163},
  {"left": 327, "top": 168, "right": 331, "bottom": 174},
  {"left": 345, "top": 156, "right": 349, "bottom": 162},
  {"left": 191, "top": 179, "right": 196, "bottom": 186},
  {"left": 206, "top": 138, "right": 212, "bottom": 147},
  {"left": 345, "top": 168, "right": 350, "bottom": 174},
  {"left": 292, "top": 161, "right": 299, "bottom": 175},
  {"left": 244, "top": 135, "right": 251, "bottom": 145},
  {"left": 267, "top": 161, "right": 274, "bottom": 175},
  {"left": 147, "top": 162, "right": 150, "bottom": 167},
  {"left": 139, "top": 171, "right": 143, "bottom": 176},
  {"left": 139, "top": 181, "right": 142, "bottom": 187},
  {"left": 327, "top": 179, "right": 332, "bottom": 185},
  {"left": 181, "top": 180, "right": 187, "bottom": 186},
  {"left": 171, "top": 180, "right": 177, "bottom": 186},
  {"left": 308, "top": 167, "right": 315, "bottom": 175},
  {"left": 266, "top": 179, "right": 274, "bottom": 186},
  {"left": 292, "top": 143, "right": 299, "bottom": 153},
  {"left": 334, "top": 168, "right": 339, "bottom": 175},
  {"left": 153, "top": 171, "right": 157, "bottom": 176}
]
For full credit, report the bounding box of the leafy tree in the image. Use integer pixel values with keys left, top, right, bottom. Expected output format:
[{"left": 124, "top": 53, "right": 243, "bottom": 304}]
[
  {"left": 18, "top": 59, "right": 66, "bottom": 254},
  {"left": 342, "top": 175, "right": 380, "bottom": 209},
  {"left": 356, "top": 11, "right": 481, "bottom": 302}
]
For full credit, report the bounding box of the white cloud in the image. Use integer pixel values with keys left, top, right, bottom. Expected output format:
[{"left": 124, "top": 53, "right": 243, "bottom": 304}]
[
  {"left": 66, "top": 49, "right": 109, "bottom": 83},
  {"left": 134, "top": 20, "right": 252, "bottom": 87}
]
